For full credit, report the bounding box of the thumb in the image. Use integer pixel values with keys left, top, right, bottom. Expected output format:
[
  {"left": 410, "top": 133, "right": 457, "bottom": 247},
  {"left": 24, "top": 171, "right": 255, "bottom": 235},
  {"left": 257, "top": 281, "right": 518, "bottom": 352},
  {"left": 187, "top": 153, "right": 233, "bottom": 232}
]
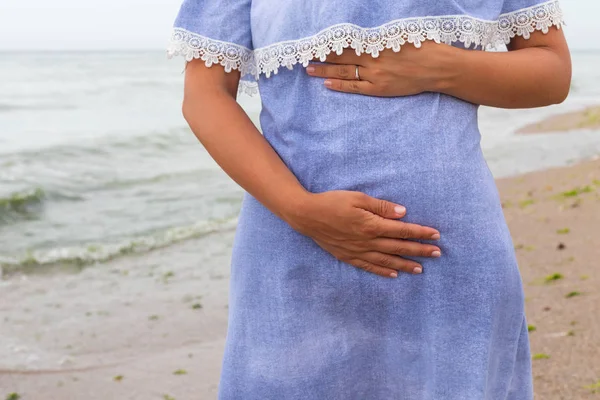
[{"left": 360, "top": 194, "right": 406, "bottom": 219}]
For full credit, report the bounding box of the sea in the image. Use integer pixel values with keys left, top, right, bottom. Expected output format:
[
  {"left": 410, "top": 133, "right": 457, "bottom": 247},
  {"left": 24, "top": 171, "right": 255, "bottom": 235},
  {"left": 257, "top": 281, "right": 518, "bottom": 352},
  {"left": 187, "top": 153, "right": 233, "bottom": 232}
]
[{"left": 1, "top": 50, "right": 600, "bottom": 273}]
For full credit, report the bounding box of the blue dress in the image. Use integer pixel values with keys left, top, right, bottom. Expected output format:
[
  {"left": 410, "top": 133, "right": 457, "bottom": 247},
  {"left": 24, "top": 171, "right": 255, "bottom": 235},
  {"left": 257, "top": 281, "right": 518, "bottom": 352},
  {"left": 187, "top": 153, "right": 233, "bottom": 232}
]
[{"left": 168, "top": 1, "right": 564, "bottom": 398}]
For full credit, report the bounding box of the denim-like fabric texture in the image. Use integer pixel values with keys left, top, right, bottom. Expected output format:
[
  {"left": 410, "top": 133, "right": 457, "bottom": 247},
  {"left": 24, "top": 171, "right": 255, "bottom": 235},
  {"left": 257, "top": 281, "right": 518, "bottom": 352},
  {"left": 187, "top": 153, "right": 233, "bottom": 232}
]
[
  {"left": 173, "top": 0, "right": 253, "bottom": 50},
  {"left": 168, "top": 1, "right": 558, "bottom": 399}
]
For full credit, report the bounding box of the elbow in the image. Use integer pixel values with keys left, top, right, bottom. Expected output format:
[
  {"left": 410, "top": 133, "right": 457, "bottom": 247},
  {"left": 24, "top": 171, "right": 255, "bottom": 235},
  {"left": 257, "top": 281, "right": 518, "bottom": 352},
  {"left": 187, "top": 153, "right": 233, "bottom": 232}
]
[
  {"left": 535, "top": 46, "right": 572, "bottom": 106},
  {"left": 533, "top": 77, "right": 570, "bottom": 108},
  {"left": 550, "top": 60, "right": 573, "bottom": 106},
  {"left": 181, "top": 98, "right": 195, "bottom": 125},
  {"left": 550, "top": 76, "right": 571, "bottom": 105}
]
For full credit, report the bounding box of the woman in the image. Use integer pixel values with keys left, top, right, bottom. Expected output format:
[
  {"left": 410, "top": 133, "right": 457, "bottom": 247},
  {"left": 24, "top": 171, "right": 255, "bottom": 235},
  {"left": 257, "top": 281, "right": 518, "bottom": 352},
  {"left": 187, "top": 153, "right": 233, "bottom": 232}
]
[{"left": 168, "top": 0, "right": 571, "bottom": 398}]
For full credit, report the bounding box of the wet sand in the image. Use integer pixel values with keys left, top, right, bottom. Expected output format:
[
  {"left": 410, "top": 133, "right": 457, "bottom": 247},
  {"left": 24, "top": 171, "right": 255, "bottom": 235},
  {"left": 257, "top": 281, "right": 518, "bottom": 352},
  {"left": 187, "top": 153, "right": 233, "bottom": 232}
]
[
  {"left": 1, "top": 159, "right": 599, "bottom": 400},
  {"left": 0, "top": 232, "right": 234, "bottom": 399},
  {"left": 517, "top": 105, "right": 600, "bottom": 134}
]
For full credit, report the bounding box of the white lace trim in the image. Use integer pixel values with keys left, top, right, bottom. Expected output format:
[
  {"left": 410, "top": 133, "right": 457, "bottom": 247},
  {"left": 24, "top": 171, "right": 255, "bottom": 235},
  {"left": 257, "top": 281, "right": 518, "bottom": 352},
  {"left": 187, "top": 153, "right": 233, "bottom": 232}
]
[
  {"left": 167, "top": 0, "right": 564, "bottom": 95},
  {"left": 237, "top": 80, "right": 259, "bottom": 96}
]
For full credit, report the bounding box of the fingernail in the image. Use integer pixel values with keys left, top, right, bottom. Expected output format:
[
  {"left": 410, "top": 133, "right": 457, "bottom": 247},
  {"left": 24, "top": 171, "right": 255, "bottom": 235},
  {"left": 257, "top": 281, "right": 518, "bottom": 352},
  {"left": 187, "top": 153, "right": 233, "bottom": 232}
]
[
  {"left": 324, "top": 80, "right": 332, "bottom": 87},
  {"left": 413, "top": 267, "right": 423, "bottom": 274},
  {"left": 432, "top": 250, "right": 441, "bottom": 258},
  {"left": 390, "top": 272, "right": 398, "bottom": 278},
  {"left": 430, "top": 233, "right": 441, "bottom": 240},
  {"left": 394, "top": 206, "right": 406, "bottom": 215},
  {"left": 306, "top": 66, "right": 315, "bottom": 74}
]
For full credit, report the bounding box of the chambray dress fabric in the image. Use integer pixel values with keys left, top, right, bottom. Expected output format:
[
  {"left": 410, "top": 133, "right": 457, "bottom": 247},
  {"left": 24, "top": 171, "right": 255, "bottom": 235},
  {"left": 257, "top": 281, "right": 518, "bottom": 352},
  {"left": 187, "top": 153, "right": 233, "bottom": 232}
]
[{"left": 169, "top": 1, "right": 563, "bottom": 399}]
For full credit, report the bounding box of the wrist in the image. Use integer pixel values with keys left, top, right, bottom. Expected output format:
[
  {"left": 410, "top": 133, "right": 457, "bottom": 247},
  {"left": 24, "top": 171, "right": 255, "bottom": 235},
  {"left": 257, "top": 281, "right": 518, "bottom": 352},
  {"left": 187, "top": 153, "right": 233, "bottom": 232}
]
[
  {"left": 425, "top": 44, "right": 462, "bottom": 93},
  {"left": 273, "top": 187, "right": 315, "bottom": 228}
]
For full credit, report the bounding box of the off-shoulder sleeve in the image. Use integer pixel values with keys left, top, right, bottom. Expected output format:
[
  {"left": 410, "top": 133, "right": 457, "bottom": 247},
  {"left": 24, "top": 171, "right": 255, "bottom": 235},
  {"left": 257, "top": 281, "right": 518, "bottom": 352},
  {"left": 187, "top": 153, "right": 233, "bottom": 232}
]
[
  {"left": 167, "top": 0, "right": 257, "bottom": 93},
  {"left": 497, "top": 0, "right": 564, "bottom": 43}
]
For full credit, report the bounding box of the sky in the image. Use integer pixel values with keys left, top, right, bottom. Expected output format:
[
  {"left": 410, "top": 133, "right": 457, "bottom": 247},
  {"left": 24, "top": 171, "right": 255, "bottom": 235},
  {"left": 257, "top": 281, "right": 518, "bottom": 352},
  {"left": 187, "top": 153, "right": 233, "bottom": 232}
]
[{"left": 0, "top": 0, "right": 596, "bottom": 50}]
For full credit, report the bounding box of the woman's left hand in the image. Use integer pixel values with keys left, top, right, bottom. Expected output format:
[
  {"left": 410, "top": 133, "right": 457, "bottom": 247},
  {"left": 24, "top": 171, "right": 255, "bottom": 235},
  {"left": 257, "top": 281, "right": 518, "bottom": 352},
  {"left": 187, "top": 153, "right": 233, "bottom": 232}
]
[{"left": 305, "top": 42, "right": 452, "bottom": 97}]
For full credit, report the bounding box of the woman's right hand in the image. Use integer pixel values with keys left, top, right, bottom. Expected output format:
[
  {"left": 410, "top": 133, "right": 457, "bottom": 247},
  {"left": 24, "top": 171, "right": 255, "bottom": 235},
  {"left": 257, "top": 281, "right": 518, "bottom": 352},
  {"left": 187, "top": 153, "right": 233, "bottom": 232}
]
[{"left": 283, "top": 191, "right": 442, "bottom": 278}]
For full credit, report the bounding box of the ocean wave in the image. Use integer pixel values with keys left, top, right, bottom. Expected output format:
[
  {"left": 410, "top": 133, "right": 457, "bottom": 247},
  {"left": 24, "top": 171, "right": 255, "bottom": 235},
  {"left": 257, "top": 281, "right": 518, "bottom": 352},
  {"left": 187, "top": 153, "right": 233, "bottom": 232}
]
[
  {"left": 0, "top": 188, "right": 45, "bottom": 221},
  {"left": 0, "top": 187, "right": 83, "bottom": 224},
  {"left": 128, "top": 80, "right": 178, "bottom": 88},
  {"left": 1, "top": 127, "right": 193, "bottom": 160},
  {"left": 0, "top": 103, "right": 76, "bottom": 112},
  {"left": 0, "top": 217, "right": 238, "bottom": 275},
  {"left": 95, "top": 169, "right": 218, "bottom": 192}
]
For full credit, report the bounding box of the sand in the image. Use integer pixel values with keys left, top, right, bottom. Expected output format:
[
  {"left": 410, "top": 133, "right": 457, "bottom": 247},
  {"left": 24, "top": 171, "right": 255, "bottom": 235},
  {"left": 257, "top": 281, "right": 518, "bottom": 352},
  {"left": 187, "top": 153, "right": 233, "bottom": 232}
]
[
  {"left": 517, "top": 106, "right": 600, "bottom": 134},
  {"left": 0, "top": 231, "right": 235, "bottom": 399},
  {"left": 496, "top": 157, "right": 600, "bottom": 400},
  {"left": 1, "top": 159, "right": 599, "bottom": 400}
]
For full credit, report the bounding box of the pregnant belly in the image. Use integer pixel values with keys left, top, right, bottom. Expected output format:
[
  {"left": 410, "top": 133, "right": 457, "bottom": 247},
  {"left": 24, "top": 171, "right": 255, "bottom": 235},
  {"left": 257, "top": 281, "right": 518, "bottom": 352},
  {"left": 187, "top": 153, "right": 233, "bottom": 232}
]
[
  {"left": 259, "top": 81, "right": 483, "bottom": 191},
  {"left": 265, "top": 124, "right": 515, "bottom": 274},
  {"left": 257, "top": 81, "right": 515, "bottom": 269}
]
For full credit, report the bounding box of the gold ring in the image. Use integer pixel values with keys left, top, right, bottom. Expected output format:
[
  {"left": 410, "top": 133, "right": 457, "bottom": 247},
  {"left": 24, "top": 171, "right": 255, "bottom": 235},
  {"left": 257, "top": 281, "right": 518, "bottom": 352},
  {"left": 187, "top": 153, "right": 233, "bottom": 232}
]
[{"left": 355, "top": 65, "right": 361, "bottom": 81}]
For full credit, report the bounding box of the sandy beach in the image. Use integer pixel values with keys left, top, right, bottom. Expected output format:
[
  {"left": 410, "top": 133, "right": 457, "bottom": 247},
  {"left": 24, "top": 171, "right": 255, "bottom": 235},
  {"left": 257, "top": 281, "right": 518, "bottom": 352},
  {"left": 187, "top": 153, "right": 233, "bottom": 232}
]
[
  {"left": 496, "top": 157, "right": 600, "bottom": 399},
  {"left": 1, "top": 156, "right": 599, "bottom": 399},
  {"left": 517, "top": 106, "right": 600, "bottom": 134}
]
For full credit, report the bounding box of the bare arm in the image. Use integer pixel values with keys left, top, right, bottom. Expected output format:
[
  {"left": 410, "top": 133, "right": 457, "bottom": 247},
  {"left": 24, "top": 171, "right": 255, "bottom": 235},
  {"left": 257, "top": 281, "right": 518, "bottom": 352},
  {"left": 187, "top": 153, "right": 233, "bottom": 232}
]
[
  {"left": 307, "top": 27, "right": 572, "bottom": 109},
  {"left": 181, "top": 60, "right": 441, "bottom": 278},
  {"left": 433, "top": 27, "right": 572, "bottom": 108},
  {"left": 182, "top": 61, "right": 308, "bottom": 222}
]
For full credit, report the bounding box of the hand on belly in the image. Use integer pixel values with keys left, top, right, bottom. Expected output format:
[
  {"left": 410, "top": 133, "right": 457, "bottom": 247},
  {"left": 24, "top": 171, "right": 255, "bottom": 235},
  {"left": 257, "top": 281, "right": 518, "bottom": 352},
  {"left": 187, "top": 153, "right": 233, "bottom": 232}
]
[
  {"left": 305, "top": 41, "right": 447, "bottom": 98},
  {"left": 284, "top": 190, "right": 442, "bottom": 278}
]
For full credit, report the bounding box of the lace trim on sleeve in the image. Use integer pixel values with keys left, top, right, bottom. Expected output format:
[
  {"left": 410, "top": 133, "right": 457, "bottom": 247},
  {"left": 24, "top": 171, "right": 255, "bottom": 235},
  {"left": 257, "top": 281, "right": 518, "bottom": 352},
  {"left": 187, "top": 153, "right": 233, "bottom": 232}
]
[
  {"left": 167, "top": 0, "right": 564, "bottom": 97},
  {"left": 167, "top": 28, "right": 258, "bottom": 96},
  {"left": 497, "top": 0, "right": 563, "bottom": 43}
]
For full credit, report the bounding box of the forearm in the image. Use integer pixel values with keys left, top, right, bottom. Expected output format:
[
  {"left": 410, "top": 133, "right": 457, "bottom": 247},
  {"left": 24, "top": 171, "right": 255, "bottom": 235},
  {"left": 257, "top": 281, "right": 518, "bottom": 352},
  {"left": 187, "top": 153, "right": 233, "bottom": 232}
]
[
  {"left": 431, "top": 37, "right": 571, "bottom": 109},
  {"left": 182, "top": 87, "right": 308, "bottom": 223}
]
